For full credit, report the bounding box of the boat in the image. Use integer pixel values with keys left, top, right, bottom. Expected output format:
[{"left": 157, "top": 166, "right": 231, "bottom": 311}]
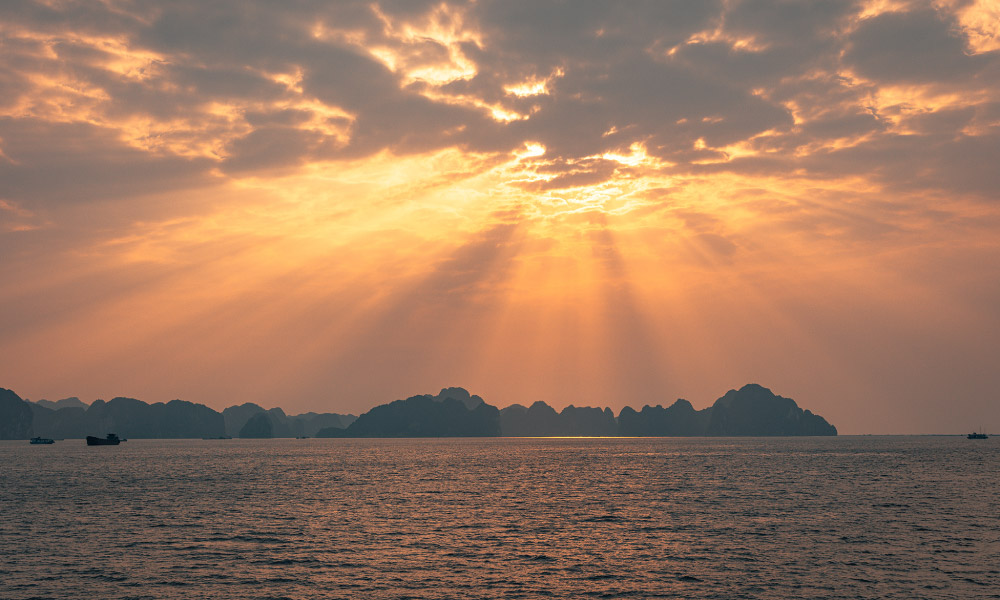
[
  {"left": 202, "top": 435, "right": 233, "bottom": 440},
  {"left": 29, "top": 436, "right": 55, "bottom": 444},
  {"left": 86, "top": 433, "right": 121, "bottom": 446},
  {"left": 968, "top": 431, "right": 989, "bottom": 439}
]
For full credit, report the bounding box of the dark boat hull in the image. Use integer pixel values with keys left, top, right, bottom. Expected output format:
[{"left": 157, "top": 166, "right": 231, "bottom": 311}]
[
  {"left": 86, "top": 435, "right": 121, "bottom": 446},
  {"left": 30, "top": 437, "right": 55, "bottom": 444}
]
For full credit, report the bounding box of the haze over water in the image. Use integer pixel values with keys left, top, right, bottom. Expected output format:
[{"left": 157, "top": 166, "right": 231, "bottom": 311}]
[{"left": 3, "top": 437, "right": 997, "bottom": 599}]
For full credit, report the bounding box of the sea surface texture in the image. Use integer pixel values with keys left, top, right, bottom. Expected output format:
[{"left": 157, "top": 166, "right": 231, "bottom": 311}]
[{"left": 1, "top": 437, "right": 997, "bottom": 599}]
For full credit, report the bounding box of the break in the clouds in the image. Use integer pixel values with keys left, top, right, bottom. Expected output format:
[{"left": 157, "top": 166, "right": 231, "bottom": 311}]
[{"left": 2, "top": 1, "right": 999, "bottom": 433}]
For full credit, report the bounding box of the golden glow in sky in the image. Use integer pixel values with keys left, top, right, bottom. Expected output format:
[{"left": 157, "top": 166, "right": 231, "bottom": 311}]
[{"left": 2, "top": 1, "right": 999, "bottom": 433}]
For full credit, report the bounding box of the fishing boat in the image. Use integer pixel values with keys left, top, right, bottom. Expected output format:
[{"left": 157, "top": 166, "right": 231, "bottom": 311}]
[
  {"left": 86, "top": 433, "right": 121, "bottom": 446},
  {"left": 968, "top": 430, "right": 989, "bottom": 439},
  {"left": 29, "top": 436, "right": 55, "bottom": 444}
]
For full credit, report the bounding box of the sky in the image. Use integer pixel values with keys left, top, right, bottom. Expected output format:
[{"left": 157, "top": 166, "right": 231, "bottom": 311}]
[{"left": 1, "top": 0, "right": 999, "bottom": 434}]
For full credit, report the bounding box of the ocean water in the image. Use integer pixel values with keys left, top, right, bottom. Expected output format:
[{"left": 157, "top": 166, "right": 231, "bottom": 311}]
[{"left": 1, "top": 437, "right": 997, "bottom": 599}]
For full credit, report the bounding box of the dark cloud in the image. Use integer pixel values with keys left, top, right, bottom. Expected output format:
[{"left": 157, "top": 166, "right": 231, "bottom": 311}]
[
  {"left": 694, "top": 232, "right": 738, "bottom": 258},
  {"left": 680, "top": 123, "right": 1000, "bottom": 202},
  {"left": 471, "top": 0, "right": 721, "bottom": 66},
  {"left": 1, "top": 0, "right": 998, "bottom": 209},
  {"left": 901, "top": 107, "right": 976, "bottom": 136},
  {"left": 0, "top": 118, "right": 214, "bottom": 209},
  {"left": 844, "top": 9, "right": 990, "bottom": 84},
  {"left": 800, "top": 131, "right": 1000, "bottom": 198},
  {"left": 666, "top": 0, "right": 856, "bottom": 88},
  {"left": 300, "top": 46, "right": 401, "bottom": 112},
  {"left": 222, "top": 126, "right": 326, "bottom": 173},
  {"left": 668, "top": 41, "right": 812, "bottom": 88},
  {"left": 801, "top": 109, "right": 884, "bottom": 140}
]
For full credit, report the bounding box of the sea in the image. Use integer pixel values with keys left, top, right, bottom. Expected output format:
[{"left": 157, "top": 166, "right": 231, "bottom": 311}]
[{"left": 1, "top": 437, "right": 997, "bottom": 599}]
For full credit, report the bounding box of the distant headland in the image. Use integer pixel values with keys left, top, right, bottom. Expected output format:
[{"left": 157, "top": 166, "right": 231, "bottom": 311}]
[{"left": 0, "top": 383, "right": 836, "bottom": 440}]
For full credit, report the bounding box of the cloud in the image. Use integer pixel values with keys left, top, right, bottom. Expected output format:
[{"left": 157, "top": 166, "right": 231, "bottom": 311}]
[
  {"left": 2, "top": 0, "right": 998, "bottom": 203},
  {"left": 2, "top": 1, "right": 1000, "bottom": 429},
  {"left": 844, "top": 9, "right": 989, "bottom": 84},
  {"left": 0, "top": 117, "right": 215, "bottom": 209}
]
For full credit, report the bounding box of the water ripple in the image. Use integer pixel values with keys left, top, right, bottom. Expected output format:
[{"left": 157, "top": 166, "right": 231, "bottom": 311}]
[{"left": 1, "top": 437, "right": 998, "bottom": 599}]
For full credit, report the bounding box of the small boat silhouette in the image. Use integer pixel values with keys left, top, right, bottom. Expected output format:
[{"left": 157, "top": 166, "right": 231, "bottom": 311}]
[
  {"left": 86, "top": 433, "right": 121, "bottom": 446},
  {"left": 29, "top": 436, "right": 55, "bottom": 444},
  {"left": 967, "top": 430, "right": 988, "bottom": 440}
]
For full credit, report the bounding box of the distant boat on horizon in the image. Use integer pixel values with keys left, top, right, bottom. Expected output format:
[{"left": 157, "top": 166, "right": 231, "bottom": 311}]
[
  {"left": 86, "top": 433, "right": 121, "bottom": 446},
  {"left": 967, "top": 430, "right": 989, "bottom": 440},
  {"left": 29, "top": 436, "right": 55, "bottom": 444}
]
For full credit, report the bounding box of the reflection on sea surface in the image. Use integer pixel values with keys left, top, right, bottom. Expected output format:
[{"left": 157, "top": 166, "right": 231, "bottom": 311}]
[{"left": 1, "top": 437, "right": 998, "bottom": 599}]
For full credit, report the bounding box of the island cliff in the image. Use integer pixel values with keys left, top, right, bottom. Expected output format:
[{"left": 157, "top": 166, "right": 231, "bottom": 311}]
[
  {"left": 1, "top": 383, "right": 836, "bottom": 439},
  {"left": 318, "top": 389, "right": 498, "bottom": 437},
  {"left": 0, "top": 387, "right": 355, "bottom": 440},
  {"left": 316, "top": 384, "right": 836, "bottom": 437},
  {"left": 1, "top": 388, "right": 34, "bottom": 440},
  {"left": 706, "top": 384, "right": 836, "bottom": 436},
  {"left": 317, "top": 395, "right": 500, "bottom": 437}
]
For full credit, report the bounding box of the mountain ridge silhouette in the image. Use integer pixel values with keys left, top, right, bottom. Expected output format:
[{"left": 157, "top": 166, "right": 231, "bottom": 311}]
[{"left": 0, "top": 384, "right": 836, "bottom": 439}]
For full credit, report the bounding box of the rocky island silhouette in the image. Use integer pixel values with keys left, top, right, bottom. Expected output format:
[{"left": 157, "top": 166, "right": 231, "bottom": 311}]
[
  {"left": 315, "top": 384, "right": 835, "bottom": 437},
  {"left": 1, "top": 383, "right": 835, "bottom": 440}
]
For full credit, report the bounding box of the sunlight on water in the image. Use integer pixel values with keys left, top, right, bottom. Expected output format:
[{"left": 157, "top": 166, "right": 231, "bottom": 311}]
[{"left": 1, "top": 437, "right": 998, "bottom": 599}]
